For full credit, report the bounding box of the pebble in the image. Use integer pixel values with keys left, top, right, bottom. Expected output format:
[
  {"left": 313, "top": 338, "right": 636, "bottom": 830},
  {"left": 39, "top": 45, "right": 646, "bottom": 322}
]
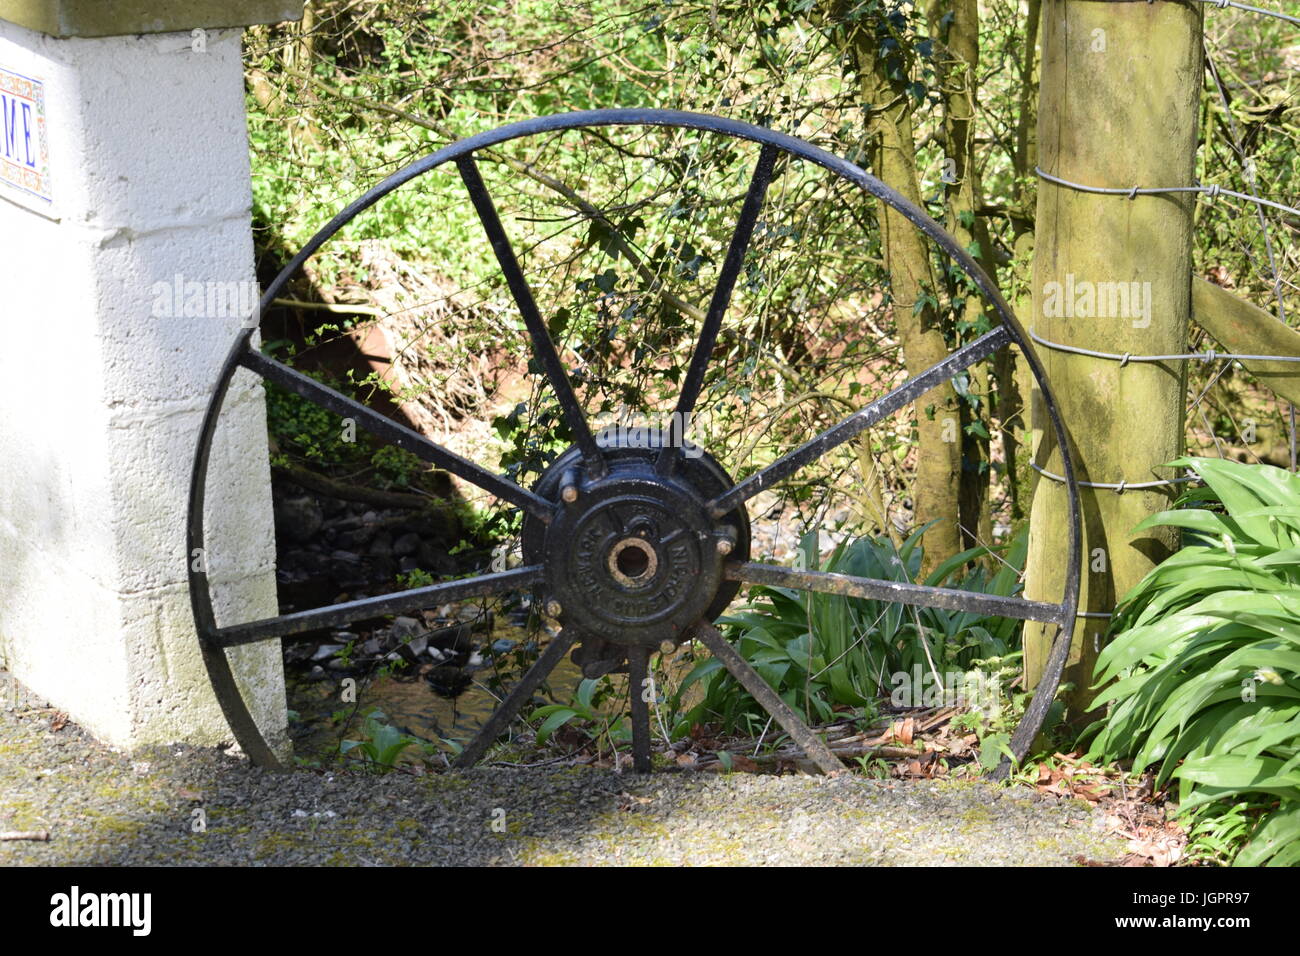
[{"left": 0, "top": 670, "right": 1126, "bottom": 867}]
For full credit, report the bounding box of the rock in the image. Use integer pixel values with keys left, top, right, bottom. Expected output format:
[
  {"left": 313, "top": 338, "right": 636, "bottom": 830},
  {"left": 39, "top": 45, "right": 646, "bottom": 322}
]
[
  {"left": 319, "top": 497, "right": 348, "bottom": 516},
  {"left": 330, "top": 549, "right": 361, "bottom": 564},
  {"left": 336, "top": 528, "right": 373, "bottom": 550},
  {"left": 395, "top": 634, "right": 429, "bottom": 663},
  {"left": 491, "top": 638, "right": 517, "bottom": 655},
  {"left": 274, "top": 495, "right": 324, "bottom": 544},
  {"left": 417, "top": 541, "right": 456, "bottom": 575},
  {"left": 283, "top": 643, "right": 315, "bottom": 664},
  {"left": 283, "top": 548, "right": 327, "bottom": 572},
  {"left": 391, "top": 616, "right": 422, "bottom": 640},
  {"left": 427, "top": 622, "right": 473, "bottom": 654},
  {"left": 311, "top": 644, "right": 345, "bottom": 662},
  {"left": 360, "top": 638, "right": 383, "bottom": 657},
  {"left": 424, "top": 665, "right": 471, "bottom": 697},
  {"left": 306, "top": 665, "right": 328, "bottom": 681},
  {"left": 393, "top": 532, "right": 421, "bottom": 557},
  {"left": 368, "top": 532, "right": 394, "bottom": 558}
]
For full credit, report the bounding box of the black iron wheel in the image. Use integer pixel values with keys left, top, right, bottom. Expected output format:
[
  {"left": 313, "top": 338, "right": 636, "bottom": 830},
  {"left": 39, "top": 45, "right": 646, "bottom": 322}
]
[{"left": 189, "top": 109, "right": 1081, "bottom": 777}]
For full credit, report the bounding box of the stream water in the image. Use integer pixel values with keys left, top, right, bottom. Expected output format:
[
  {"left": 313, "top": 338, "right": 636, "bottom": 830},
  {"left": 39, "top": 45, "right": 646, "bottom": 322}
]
[{"left": 285, "top": 613, "right": 587, "bottom": 758}]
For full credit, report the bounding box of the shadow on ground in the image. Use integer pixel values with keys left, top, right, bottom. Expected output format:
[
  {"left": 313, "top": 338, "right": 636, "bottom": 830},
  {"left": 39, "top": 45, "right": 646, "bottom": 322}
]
[{"left": 0, "top": 671, "right": 1127, "bottom": 866}]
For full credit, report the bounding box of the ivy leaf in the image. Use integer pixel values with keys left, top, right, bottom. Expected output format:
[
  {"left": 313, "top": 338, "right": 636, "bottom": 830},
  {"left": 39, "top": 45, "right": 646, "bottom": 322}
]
[{"left": 547, "top": 307, "right": 570, "bottom": 338}]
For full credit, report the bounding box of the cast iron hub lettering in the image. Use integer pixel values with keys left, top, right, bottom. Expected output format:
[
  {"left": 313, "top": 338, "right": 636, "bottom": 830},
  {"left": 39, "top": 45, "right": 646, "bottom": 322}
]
[{"left": 522, "top": 441, "right": 749, "bottom": 649}]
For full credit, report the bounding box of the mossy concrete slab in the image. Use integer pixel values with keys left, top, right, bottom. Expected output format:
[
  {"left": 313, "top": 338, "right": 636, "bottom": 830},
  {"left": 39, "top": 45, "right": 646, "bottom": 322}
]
[
  {"left": 1, "top": 671, "right": 1128, "bottom": 867},
  {"left": 0, "top": 1, "right": 301, "bottom": 38}
]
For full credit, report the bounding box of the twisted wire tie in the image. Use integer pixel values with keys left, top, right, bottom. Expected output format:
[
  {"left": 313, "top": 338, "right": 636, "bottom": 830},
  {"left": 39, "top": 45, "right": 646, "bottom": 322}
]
[
  {"left": 1027, "top": 328, "right": 1300, "bottom": 365},
  {"left": 1035, "top": 167, "right": 1300, "bottom": 219},
  {"left": 1029, "top": 460, "right": 1201, "bottom": 491}
]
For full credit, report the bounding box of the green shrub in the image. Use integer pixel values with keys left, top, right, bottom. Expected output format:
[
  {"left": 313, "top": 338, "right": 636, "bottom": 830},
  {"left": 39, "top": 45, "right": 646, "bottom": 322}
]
[
  {"left": 340, "top": 709, "right": 421, "bottom": 772},
  {"left": 673, "top": 526, "right": 1029, "bottom": 737},
  {"left": 264, "top": 372, "right": 427, "bottom": 489},
  {"left": 1086, "top": 457, "right": 1300, "bottom": 866},
  {"left": 529, "top": 677, "right": 631, "bottom": 746}
]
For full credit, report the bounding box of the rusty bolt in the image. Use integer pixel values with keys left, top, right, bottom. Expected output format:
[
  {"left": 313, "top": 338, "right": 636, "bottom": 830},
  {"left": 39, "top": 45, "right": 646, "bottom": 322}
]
[{"left": 559, "top": 468, "right": 579, "bottom": 504}]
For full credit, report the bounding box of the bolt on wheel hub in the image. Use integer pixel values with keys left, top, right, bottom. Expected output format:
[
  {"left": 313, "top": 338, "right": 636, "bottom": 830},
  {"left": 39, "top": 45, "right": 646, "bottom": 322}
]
[{"left": 522, "top": 441, "right": 749, "bottom": 650}]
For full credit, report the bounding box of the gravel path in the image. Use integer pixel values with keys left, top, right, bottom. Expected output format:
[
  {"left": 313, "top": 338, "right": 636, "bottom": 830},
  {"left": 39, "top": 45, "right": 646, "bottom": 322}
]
[{"left": 0, "top": 672, "right": 1125, "bottom": 866}]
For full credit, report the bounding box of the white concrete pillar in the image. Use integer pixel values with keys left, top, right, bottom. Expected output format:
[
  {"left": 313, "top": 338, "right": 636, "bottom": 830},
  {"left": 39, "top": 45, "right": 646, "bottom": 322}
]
[{"left": 0, "top": 3, "right": 301, "bottom": 756}]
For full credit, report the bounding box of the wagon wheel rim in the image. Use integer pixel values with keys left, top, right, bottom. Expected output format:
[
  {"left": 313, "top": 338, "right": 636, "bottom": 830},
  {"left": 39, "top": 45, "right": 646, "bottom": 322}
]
[{"left": 188, "top": 108, "right": 1081, "bottom": 777}]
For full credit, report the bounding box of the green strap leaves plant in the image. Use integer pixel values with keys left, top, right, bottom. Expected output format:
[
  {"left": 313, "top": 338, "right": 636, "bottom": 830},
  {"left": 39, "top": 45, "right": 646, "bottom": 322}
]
[{"left": 1085, "top": 457, "right": 1300, "bottom": 866}]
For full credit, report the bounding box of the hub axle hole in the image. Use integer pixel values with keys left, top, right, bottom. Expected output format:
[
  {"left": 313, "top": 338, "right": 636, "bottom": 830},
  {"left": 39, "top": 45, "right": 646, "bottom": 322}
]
[
  {"left": 608, "top": 537, "right": 658, "bottom": 587},
  {"left": 617, "top": 547, "right": 650, "bottom": 578}
]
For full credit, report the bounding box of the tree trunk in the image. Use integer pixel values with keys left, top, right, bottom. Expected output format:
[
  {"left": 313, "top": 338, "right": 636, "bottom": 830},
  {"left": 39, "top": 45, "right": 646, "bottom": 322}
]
[
  {"left": 1004, "top": 0, "right": 1043, "bottom": 523},
  {"left": 928, "top": 0, "right": 996, "bottom": 556},
  {"left": 854, "top": 42, "right": 964, "bottom": 574},
  {"left": 1023, "top": 1, "right": 1203, "bottom": 721}
]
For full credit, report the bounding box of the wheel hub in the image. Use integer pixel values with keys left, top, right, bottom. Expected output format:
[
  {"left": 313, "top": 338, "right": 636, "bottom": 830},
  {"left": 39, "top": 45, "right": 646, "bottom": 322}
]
[{"left": 522, "top": 440, "right": 749, "bottom": 651}]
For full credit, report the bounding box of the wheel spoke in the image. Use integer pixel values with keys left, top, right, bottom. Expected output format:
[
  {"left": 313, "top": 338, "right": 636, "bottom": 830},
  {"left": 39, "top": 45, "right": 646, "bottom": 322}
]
[
  {"left": 457, "top": 155, "right": 606, "bottom": 478},
  {"left": 658, "top": 144, "right": 780, "bottom": 477},
  {"left": 707, "top": 325, "right": 1012, "bottom": 516},
  {"left": 692, "top": 622, "right": 841, "bottom": 774},
  {"left": 240, "top": 348, "right": 553, "bottom": 522},
  {"left": 211, "top": 565, "right": 544, "bottom": 648},
  {"left": 453, "top": 628, "right": 579, "bottom": 769},
  {"left": 726, "top": 561, "right": 1063, "bottom": 624},
  {"left": 627, "top": 645, "right": 652, "bottom": 773}
]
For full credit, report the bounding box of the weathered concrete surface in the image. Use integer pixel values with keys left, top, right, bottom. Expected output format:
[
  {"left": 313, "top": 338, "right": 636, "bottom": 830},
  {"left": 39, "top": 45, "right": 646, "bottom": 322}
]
[
  {"left": 0, "top": 20, "right": 286, "bottom": 753},
  {"left": 0, "top": 1, "right": 301, "bottom": 38},
  {"left": 0, "top": 673, "right": 1128, "bottom": 866}
]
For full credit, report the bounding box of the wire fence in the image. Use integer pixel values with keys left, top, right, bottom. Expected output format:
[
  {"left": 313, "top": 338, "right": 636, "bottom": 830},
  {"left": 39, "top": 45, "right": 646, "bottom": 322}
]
[
  {"left": 1029, "top": 0, "right": 1299, "bottom": 496},
  {"left": 1193, "top": 0, "right": 1300, "bottom": 28},
  {"left": 1024, "top": 1, "right": 1298, "bottom": 623}
]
